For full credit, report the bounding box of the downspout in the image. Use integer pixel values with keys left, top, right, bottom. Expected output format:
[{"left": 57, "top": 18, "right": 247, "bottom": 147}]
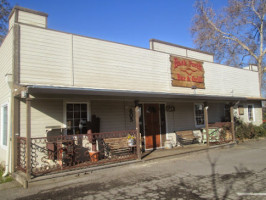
[
  {"left": 3, "top": 74, "right": 13, "bottom": 177},
  {"left": 2, "top": 97, "right": 12, "bottom": 177}
]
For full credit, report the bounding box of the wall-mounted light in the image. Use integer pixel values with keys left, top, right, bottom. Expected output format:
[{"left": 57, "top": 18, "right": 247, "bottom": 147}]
[
  {"left": 21, "top": 90, "right": 28, "bottom": 98},
  {"left": 5, "top": 74, "right": 13, "bottom": 89},
  {"left": 191, "top": 85, "right": 197, "bottom": 94}
]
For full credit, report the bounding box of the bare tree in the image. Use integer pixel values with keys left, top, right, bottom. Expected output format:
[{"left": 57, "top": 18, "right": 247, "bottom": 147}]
[
  {"left": 0, "top": 0, "right": 11, "bottom": 44},
  {"left": 191, "top": 0, "right": 266, "bottom": 95}
]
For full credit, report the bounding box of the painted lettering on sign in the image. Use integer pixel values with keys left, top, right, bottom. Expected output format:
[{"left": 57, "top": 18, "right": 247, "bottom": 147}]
[{"left": 170, "top": 56, "right": 205, "bottom": 89}]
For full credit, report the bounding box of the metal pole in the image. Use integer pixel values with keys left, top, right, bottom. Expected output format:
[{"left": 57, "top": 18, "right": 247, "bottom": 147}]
[
  {"left": 135, "top": 106, "right": 141, "bottom": 160},
  {"left": 26, "top": 98, "right": 31, "bottom": 180},
  {"left": 204, "top": 105, "right": 209, "bottom": 147},
  {"left": 230, "top": 106, "right": 235, "bottom": 142}
]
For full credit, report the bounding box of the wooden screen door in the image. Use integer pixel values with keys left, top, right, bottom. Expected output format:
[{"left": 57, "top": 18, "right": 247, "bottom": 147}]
[{"left": 144, "top": 104, "right": 161, "bottom": 149}]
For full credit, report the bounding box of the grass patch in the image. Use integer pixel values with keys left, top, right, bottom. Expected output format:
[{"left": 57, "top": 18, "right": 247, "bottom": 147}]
[{"left": 0, "top": 166, "right": 13, "bottom": 184}]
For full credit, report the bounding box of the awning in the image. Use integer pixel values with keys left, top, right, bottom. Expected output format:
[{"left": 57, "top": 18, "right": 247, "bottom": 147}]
[{"left": 26, "top": 85, "right": 265, "bottom": 101}]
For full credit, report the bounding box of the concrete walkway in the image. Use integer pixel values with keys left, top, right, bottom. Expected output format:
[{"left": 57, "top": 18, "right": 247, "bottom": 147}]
[{"left": 142, "top": 142, "right": 237, "bottom": 161}]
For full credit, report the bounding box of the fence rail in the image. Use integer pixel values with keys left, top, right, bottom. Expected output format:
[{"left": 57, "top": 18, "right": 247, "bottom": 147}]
[
  {"left": 16, "top": 130, "right": 137, "bottom": 177},
  {"left": 207, "top": 122, "right": 234, "bottom": 145},
  {"left": 17, "top": 137, "right": 26, "bottom": 172}
]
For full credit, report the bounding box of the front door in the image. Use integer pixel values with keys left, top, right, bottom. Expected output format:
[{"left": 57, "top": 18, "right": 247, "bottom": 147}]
[{"left": 144, "top": 104, "right": 161, "bottom": 149}]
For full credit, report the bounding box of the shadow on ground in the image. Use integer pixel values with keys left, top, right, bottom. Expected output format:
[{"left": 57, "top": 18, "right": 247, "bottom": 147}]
[{"left": 16, "top": 151, "right": 266, "bottom": 200}]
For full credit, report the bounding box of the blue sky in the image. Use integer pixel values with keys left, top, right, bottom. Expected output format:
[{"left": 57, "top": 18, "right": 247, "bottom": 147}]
[{"left": 8, "top": 0, "right": 227, "bottom": 49}]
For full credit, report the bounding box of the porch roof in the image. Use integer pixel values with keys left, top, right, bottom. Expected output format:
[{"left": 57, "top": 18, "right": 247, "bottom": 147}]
[{"left": 26, "top": 85, "right": 265, "bottom": 101}]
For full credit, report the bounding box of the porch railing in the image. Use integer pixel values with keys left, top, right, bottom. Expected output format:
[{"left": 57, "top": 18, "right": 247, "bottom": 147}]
[
  {"left": 205, "top": 122, "right": 234, "bottom": 144},
  {"left": 17, "top": 137, "right": 26, "bottom": 173},
  {"left": 16, "top": 130, "right": 137, "bottom": 177}
]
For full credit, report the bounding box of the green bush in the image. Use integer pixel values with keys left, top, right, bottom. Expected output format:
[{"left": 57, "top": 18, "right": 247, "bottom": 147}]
[{"left": 235, "top": 118, "right": 266, "bottom": 141}]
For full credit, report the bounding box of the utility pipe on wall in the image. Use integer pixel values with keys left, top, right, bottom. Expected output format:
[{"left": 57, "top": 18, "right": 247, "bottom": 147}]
[{"left": 3, "top": 74, "right": 13, "bottom": 177}]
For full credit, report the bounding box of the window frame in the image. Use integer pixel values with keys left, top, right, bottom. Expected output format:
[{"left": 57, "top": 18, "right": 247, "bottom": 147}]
[
  {"left": 63, "top": 101, "right": 91, "bottom": 135},
  {"left": 194, "top": 103, "right": 205, "bottom": 128},
  {"left": 1, "top": 103, "right": 9, "bottom": 150},
  {"left": 247, "top": 104, "right": 255, "bottom": 122}
]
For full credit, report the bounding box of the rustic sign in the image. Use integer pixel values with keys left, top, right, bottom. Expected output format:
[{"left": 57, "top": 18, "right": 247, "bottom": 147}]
[{"left": 170, "top": 56, "right": 205, "bottom": 89}]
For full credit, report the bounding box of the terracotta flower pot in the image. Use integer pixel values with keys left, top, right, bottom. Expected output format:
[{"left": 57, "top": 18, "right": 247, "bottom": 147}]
[{"left": 89, "top": 151, "right": 99, "bottom": 162}]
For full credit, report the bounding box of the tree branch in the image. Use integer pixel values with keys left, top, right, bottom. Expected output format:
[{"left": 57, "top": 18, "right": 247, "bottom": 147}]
[
  {"left": 251, "top": 0, "right": 262, "bottom": 20},
  {"left": 201, "top": 7, "right": 259, "bottom": 60}
]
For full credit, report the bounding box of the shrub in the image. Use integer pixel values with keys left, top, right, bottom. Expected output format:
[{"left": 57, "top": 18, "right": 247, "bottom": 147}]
[{"left": 235, "top": 118, "right": 266, "bottom": 140}]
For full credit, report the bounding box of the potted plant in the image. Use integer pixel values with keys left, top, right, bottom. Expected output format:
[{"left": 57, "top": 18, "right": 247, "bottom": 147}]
[
  {"left": 127, "top": 134, "right": 136, "bottom": 146},
  {"left": 89, "top": 151, "right": 100, "bottom": 162}
]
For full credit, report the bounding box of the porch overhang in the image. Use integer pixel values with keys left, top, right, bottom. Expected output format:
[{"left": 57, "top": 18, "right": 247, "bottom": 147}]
[{"left": 26, "top": 85, "right": 265, "bottom": 101}]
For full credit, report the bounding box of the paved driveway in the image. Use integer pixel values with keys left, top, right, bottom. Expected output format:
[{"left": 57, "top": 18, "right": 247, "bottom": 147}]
[{"left": 1, "top": 139, "right": 266, "bottom": 200}]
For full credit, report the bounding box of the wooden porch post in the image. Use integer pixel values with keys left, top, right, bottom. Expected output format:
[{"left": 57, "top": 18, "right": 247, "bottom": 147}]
[
  {"left": 204, "top": 104, "right": 209, "bottom": 147},
  {"left": 230, "top": 106, "right": 235, "bottom": 142},
  {"left": 26, "top": 98, "right": 32, "bottom": 180},
  {"left": 135, "top": 106, "right": 141, "bottom": 160}
]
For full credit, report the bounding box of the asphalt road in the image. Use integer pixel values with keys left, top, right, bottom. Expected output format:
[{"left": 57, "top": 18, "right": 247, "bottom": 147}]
[{"left": 1, "top": 139, "right": 266, "bottom": 200}]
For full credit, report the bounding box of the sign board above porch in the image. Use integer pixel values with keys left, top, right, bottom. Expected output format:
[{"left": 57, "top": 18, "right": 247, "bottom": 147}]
[{"left": 170, "top": 56, "right": 205, "bottom": 89}]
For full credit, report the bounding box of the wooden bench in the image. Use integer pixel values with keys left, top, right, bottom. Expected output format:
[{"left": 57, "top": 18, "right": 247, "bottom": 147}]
[
  {"left": 100, "top": 137, "right": 135, "bottom": 158},
  {"left": 176, "top": 130, "right": 200, "bottom": 146}
]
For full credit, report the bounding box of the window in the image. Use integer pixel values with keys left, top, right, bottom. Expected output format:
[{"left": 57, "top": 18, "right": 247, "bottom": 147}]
[
  {"left": 66, "top": 103, "right": 88, "bottom": 135},
  {"left": 1, "top": 104, "right": 8, "bottom": 148},
  {"left": 248, "top": 104, "right": 254, "bottom": 122},
  {"left": 194, "top": 103, "right": 204, "bottom": 126}
]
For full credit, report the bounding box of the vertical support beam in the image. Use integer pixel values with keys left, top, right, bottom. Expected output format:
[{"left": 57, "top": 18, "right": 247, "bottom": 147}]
[
  {"left": 11, "top": 97, "right": 19, "bottom": 172},
  {"left": 11, "top": 20, "right": 21, "bottom": 173},
  {"left": 26, "top": 98, "right": 31, "bottom": 180},
  {"left": 135, "top": 106, "right": 141, "bottom": 160},
  {"left": 230, "top": 106, "right": 235, "bottom": 142},
  {"left": 204, "top": 104, "right": 209, "bottom": 147}
]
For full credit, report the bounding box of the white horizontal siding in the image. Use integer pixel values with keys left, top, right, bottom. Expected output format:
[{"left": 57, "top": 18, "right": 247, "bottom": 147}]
[
  {"left": 20, "top": 99, "right": 64, "bottom": 138},
  {"left": 151, "top": 41, "right": 214, "bottom": 62},
  {"left": 73, "top": 36, "right": 170, "bottom": 91},
  {"left": 166, "top": 102, "right": 196, "bottom": 132},
  {"left": 18, "top": 10, "right": 46, "bottom": 28},
  {"left": 20, "top": 25, "right": 73, "bottom": 86},
  {"left": 0, "top": 30, "right": 13, "bottom": 163},
  {"left": 203, "top": 62, "right": 260, "bottom": 97},
  {"left": 91, "top": 100, "right": 135, "bottom": 132},
  {"left": 19, "top": 98, "right": 135, "bottom": 138},
  {"left": 18, "top": 24, "right": 261, "bottom": 98},
  {"left": 166, "top": 102, "right": 228, "bottom": 133},
  {"left": 236, "top": 102, "right": 262, "bottom": 126},
  {"left": 153, "top": 42, "right": 186, "bottom": 57},
  {"left": 187, "top": 49, "right": 213, "bottom": 62}
]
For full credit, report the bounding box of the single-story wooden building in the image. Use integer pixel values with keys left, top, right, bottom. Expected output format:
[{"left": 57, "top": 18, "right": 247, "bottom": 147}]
[{"left": 0, "top": 6, "right": 264, "bottom": 177}]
